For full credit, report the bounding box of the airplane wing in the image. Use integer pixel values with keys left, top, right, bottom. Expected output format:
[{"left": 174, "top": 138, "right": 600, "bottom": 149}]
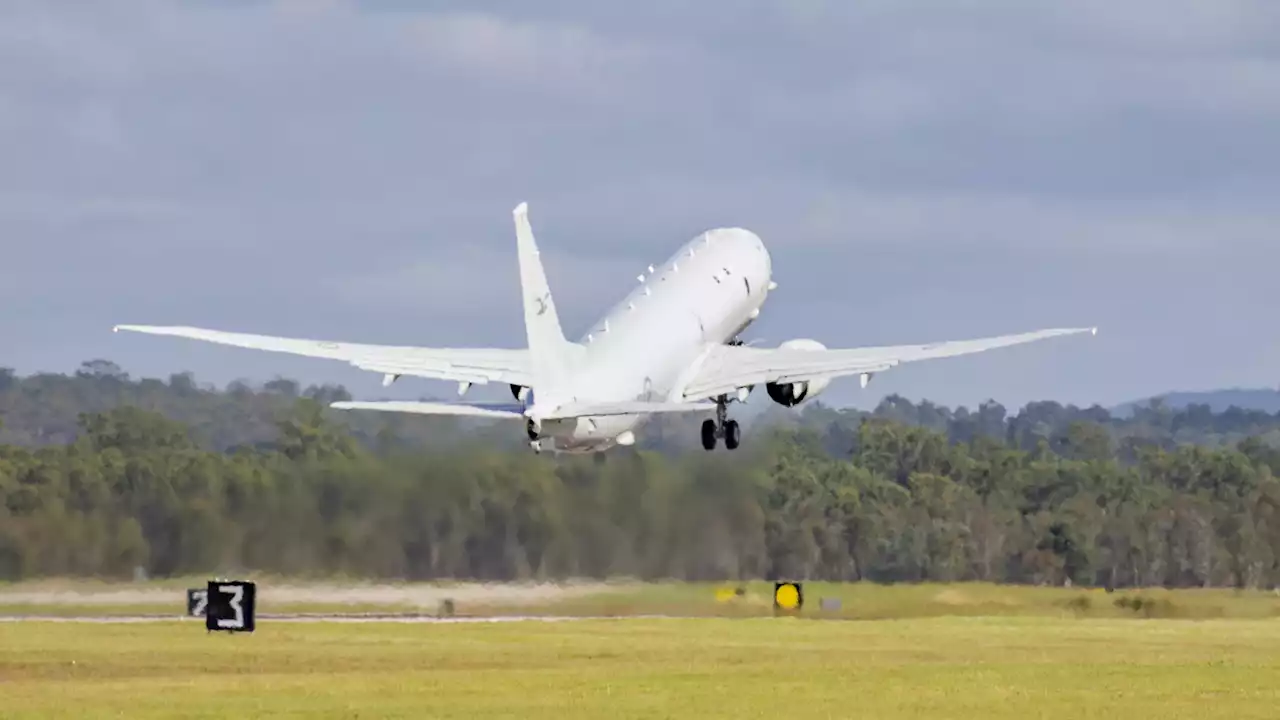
[
  {"left": 112, "top": 325, "right": 534, "bottom": 388},
  {"left": 681, "top": 327, "right": 1098, "bottom": 401}
]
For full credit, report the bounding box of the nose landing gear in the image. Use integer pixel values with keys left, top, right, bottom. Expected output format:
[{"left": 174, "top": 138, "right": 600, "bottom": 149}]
[{"left": 700, "top": 395, "right": 741, "bottom": 451}]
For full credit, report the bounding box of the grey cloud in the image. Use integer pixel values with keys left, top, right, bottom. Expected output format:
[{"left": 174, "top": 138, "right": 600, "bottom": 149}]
[
  {"left": 333, "top": 238, "right": 641, "bottom": 330},
  {"left": 0, "top": 0, "right": 1277, "bottom": 410}
]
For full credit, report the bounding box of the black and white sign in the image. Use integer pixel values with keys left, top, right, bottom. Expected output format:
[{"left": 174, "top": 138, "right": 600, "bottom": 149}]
[
  {"left": 205, "top": 580, "right": 256, "bottom": 633},
  {"left": 186, "top": 588, "right": 208, "bottom": 617}
]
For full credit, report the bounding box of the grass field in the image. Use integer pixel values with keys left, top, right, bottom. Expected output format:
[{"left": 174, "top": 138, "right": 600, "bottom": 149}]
[{"left": 3, "top": 616, "right": 1279, "bottom": 718}]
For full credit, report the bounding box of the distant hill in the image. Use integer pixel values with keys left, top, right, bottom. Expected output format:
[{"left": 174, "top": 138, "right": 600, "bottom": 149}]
[{"left": 1112, "top": 388, "right": 1280, "bottom": 416}]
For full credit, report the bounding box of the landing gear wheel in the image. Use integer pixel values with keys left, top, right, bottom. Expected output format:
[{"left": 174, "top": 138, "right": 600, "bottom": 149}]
[
  {"left": 700, "top": 419, "right": 717, "bottom": 451},
  {"left": 724, "top": 419, "right": 741, "bottom": 450},
  {"left": 699, "top": 396, "right": 742, "bottom": 451}
]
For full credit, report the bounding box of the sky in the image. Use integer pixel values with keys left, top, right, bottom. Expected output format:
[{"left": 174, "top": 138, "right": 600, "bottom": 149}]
[{"left": 1, "top": 0, "right": 1278, "bottom": 412}]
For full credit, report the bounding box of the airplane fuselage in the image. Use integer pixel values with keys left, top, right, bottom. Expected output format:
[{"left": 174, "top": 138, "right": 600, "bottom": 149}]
[{"left": 536, "top": 228, "right": 772, "bottom": 453}]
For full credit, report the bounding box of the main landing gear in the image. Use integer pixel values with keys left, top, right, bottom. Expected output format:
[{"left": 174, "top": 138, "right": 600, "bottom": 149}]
[
  {"left": 527, "top": 418, "right": 543, "bottom": 454},
  {"left": 701, "top": 395, "right": 740, "bottom": 451}
]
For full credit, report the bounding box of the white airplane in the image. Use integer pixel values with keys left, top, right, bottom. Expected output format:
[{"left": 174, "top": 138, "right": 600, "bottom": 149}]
[{"left": 114, "top": 202, "right": 1096, "bottom": 454}]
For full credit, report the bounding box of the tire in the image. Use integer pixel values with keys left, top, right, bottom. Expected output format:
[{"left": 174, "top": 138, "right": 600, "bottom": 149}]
[
  {"left": 700, "top": 418, "right": 717, "bottom": 451},
  {"left": 724, "top": 419, "right": 741, "bottom": 450}
]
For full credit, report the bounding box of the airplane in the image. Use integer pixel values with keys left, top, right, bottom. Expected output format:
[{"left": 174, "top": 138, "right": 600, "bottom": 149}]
[{"left": 113, "top": 202, "right": 1097, "bottom": 455}]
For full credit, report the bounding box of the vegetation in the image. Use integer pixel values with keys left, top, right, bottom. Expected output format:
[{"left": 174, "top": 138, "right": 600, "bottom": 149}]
[
  {"left": 4, "top": 362, "right": 1280, "bottom": 588},
  {"left": 4, "top": 617, "right": 1280, "bottom": 718}
]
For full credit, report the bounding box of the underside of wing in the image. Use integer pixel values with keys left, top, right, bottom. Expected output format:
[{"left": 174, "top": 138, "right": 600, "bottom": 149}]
[
  {"left": 113, "top": 324, "right": 535, "bottom": 388},
  {"left": 683, "top": 327, "right": 1097, "bottom": 401}
]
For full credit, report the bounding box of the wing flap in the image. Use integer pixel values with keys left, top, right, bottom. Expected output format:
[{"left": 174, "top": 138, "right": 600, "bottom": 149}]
[{"left": 687, "top": 362, "right": 897, "bottom": 399}]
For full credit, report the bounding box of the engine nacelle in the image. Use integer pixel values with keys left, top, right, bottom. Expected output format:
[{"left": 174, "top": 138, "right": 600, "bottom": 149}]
[{"left": 765, "top": 338, "right": 831, "bottom": 407}]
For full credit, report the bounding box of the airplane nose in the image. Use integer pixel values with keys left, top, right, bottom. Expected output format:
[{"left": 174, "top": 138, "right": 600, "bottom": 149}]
[
  {"left": 754, "top": 233, "right": 772, "bottom": 278},
  {"left": 736, "top": 229, "right": 771, "bottom": 285},
  {"left": 707, "top": 227, "right": 771, "bottom": 287}
]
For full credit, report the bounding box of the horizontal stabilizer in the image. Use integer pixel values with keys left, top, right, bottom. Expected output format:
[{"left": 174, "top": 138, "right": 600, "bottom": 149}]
[
  {"left": 544, "top": 400, "right": 716, "bottom": 419},
  {"left": 330, "top": 401, "right": 525, "bottom": 419},
  {"left": 329, "top": 399, "right": 715, "bottom": 420}
]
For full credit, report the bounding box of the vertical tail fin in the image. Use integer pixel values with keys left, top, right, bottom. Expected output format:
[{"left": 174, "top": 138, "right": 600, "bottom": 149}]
[{"left": 513, "top": 202, "right": 574, "bottom": 398}]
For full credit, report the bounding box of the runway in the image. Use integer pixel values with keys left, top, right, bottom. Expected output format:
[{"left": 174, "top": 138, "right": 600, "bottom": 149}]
[{"left": 0, "top": 614, "right": 688, "bottom": 624}]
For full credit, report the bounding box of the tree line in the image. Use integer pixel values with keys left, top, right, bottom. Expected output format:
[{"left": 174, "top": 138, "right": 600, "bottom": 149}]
[{"left": 2, "top": 362, "right": 1280, "bottom": 587}]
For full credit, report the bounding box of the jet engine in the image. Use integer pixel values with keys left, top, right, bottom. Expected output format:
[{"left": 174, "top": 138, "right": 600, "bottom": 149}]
[
  {"left": 510, "top": 384, "right": 531, "bottom": 403},
  {"left": 765, "top": 338, "right": 831, "bottom": 407}
]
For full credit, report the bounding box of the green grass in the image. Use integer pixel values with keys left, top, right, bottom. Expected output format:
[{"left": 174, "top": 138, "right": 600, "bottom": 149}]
[{"left": 3, "top": 616, "right": 1280, "bottom": 718}]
